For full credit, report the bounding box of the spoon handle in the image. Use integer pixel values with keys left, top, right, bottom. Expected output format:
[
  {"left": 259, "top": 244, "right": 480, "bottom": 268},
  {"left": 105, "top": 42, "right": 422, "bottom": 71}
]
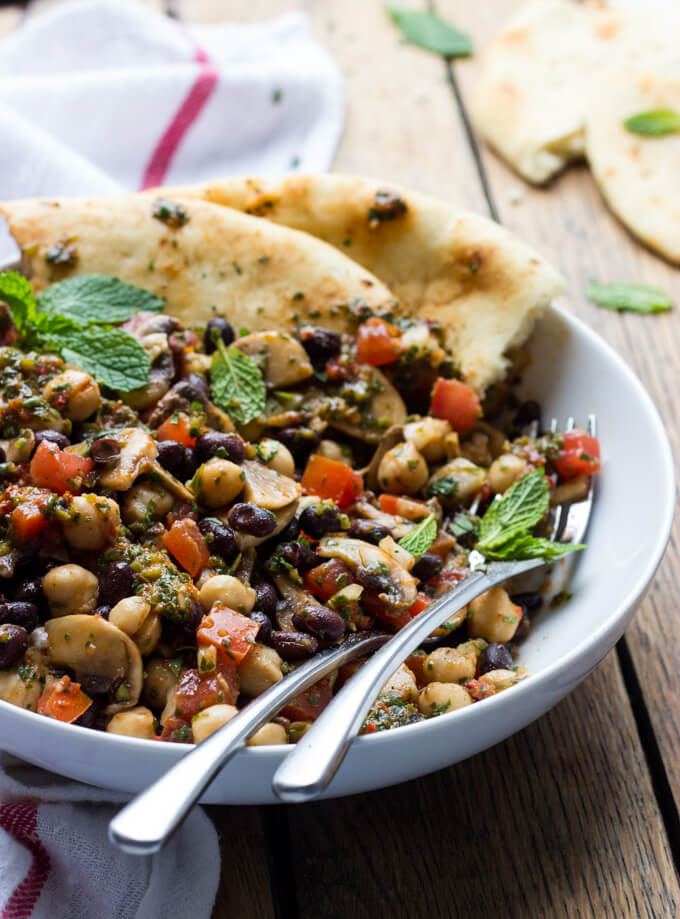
[{"left": 108, "top": 632, "right": 388, "bottom": 855}]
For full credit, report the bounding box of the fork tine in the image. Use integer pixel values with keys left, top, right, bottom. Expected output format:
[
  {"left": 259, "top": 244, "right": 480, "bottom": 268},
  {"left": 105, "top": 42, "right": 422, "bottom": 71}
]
[{"left": 559, "top": 414, "right": 597, "bottom": 546}]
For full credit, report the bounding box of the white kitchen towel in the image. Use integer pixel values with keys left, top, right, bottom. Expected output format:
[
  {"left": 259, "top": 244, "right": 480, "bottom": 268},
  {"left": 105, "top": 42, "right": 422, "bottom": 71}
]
[
  {"left": 0, "top": 0, "right": 344, "bottom": 198},
  {"left": 0, "top": 753, "right": 220, "bottom": 919}
]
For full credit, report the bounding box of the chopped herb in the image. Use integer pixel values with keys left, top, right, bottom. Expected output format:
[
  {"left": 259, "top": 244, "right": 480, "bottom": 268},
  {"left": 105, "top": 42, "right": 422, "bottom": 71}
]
[
  {"left": 585, "top": 281, "right": 673, "bottom": 315},
  {"left": 386, "top": 6, "right": 472, "bottom": 57},
  {"left": 152, "top": 198, "right": 190, "bottom": 227}
]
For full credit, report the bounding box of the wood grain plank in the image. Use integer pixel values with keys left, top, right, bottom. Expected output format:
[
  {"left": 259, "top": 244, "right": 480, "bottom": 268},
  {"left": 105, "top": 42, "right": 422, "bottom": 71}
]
[
  {"left": 442, "top": 0, "right": 680, "bottom": 819},
  {"left": 177, "top": 0, "right": 487, "bottom": 210},
  {"left": 287, "top": 655, "right": 680, "bottom": 919}
]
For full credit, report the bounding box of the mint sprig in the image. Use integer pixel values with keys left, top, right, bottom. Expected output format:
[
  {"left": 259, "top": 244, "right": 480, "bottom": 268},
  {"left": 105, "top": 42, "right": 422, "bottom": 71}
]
[
  {"left": 476, "top": 470, "right": 583, "bottom": 561},
  {"left": 36, "top": 274, "right": 164, "bottom": 324},
  {"left": 398, "top": 513, "right": 437, "bottom": 557},
  {"left": 210, "top": 338, "right": 266, "bottom": 425},
  {"left": 386, "top": 6, "right": 472, "bottom": 57},
  {"left": 0, "top": 270, "right": 152, "bottom": 392},
  {"left": 585, "top": 281, "right": 672, "bottom": 315},
  {"left": 624, "top": 108, "right": 680, "bottom": 137}
]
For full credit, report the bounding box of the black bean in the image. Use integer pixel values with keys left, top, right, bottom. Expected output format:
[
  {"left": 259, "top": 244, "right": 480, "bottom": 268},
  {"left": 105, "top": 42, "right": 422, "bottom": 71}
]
[
  {"left": 277, "top": 517, "right": 301, "bottom": 542},
  {"left": 195, "top": 431, "right": 245, "bottom": 464},
  {"left": 300, "top": 504, "right": 346, "bottom": 539},
  {"left": 512, "top": 614, "right": 531, "bottom": 645},
  {"left": 92, "top": 605, "right": 111, "bottom": 619},
  {"left": 74, "top": 696, "right": 101, "bottom": 729},
  {"left": 299, "top": 327, "right": 341, "bottom": 363},
  {"left": 293, "top": 604, "right": 345, "bottom": 642},
  {"left": 156, "top": 440, "right": 187, "bottom": 478},
  {"left": 14, "top": 578, "right": 46, "bottom": 613},
  {"left": 252, "top": 581, "right": 278, "bottom": 617},
  {"left": 0, "top": 601, "right": 39, "bottom": 632},
  {"left": 249, "top": 610, "right": 273, "bottom": 645},
  {"left": 355, "top": 566, "right": 393, "bottom": 594},
  {"left": 0, "top": 446, "right": 6, "bottom": 464},
  {"left": 35, "top": 430, "right": 70, "bottom": 450},
  {"left": 182, "top": 446, "right": 200, "bottom": 479},
  {"left": 479, "top": 643, "right": 513, "bottom": 674},
  {"left": 510, "top": 591, "right": 543, "bottom": 614},
  {"left": 79, "top": 673, "right": 115, "bottom": 696},
  {"left": 513, "top": 400, "right": 542, "bottom": 432},
  {"left": 173, "top": 375, "right": 209, "bottom": 404},
  {"left": 271, "top": 629, "right": 319, "bottom": 661},
  {"left": 98, "top": 561, "right": 134, "bottom": 608},
  {"left": 0, "top": 624, "right": 28, "bottom": 668},
  {"left": 280, "top": 541, "right": 319, "bottom": 572},
  {"left": 198, "top": 518, "right": 238, "bottom": 561},
  {"left": 348, "top": 519, "right": 390, "bottom": 545},
  {"left": 228, "top": 503, "right": 276, "bottom": 538},
  {"left": 277, "top": 427, "right": 320, "bottom": 464},
  {"left": 411, "top": 552, "right": 443, "bottom": 582},
  {"left": 90, "top": 437, "right": 121, "bottom": 465},
  {"left": 204, "top": 318, "right": 235, "bottom": 353}
]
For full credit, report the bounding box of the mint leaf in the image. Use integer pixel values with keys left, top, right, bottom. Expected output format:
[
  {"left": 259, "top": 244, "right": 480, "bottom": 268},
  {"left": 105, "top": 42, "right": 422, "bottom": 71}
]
[
  {"left": 210, "top": 341, "right": 266, "bottom": 425},
  {"left": 477, "top": 470, "right": 548, "bottom": 553},
  {"left": 585, "top": 281, "right": 672, "bottom": 314},
  {"left": 59, "top": 325, "right": 151, "bottom": 391},
  {"left": 0, "top": 270, "right": 37, "bottom": 334},
  {"left": 36, "top": 274, "right": 164, "bottom": 324},
  {"left": 398, "top": 513, "right": 437, "bottom": 557},
  {"left": 624, "top": 108, "right": 680, "bottom": 136},
  {"left": 427, "top": 475, "right": 457, "bottom": 499},
  {"left": 450, "top": 511, "right": 478, "bottom": 540},
  {"left": 480, "top": 533, "right": 583, "bottom": 562},
  {"left": 386, "top": 6, "right": 472, "bottom": 57}
]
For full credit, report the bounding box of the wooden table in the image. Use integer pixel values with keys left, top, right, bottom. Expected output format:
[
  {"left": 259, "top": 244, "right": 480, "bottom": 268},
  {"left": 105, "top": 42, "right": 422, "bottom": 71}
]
[{"left": 3, "top": 1, "right": 680, "bottom": 915}]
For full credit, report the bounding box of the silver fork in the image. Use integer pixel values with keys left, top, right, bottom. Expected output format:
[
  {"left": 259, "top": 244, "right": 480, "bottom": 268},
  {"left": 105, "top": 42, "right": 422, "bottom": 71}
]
[
  {"left": 108, "top": 415, "right": 595, "bottom": 851},
  {"left": 272, "top": 414, "right": 597, "bottom": 802}
]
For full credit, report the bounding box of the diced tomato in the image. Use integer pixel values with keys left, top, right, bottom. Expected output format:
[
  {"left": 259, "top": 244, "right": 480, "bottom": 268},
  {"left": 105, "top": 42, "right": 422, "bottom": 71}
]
[
  {"left": 303, "top": 559, "right": 356, "bottom": 602},
  {"left": 163, "top": 518, "right": 210, "bottom": 578},
  {"left": 160, "top": 715, "right": 193, "bottom": 742},
  {"left": 428, "top": 569, "right": 468, "bottom": 597},
  {"left": 408, "top": 593, "right": 432, "bottom": 618},
  {"left": 29, "top": 440, "right": 93, "bottom": 495},
  {"left": 301, "top": 454, "right": 363, "bottom": 507},
  {"left": 429, "top": 378, "right": 482, "bottom": 434},
  {"left": 553, "top": 430, "right": 601, "bottom": 480},
  {"left": 174, "top": 658, "right": 240, "bottom": 722},
  {"left": 378, "top": 494, "right": 431, "bottom": 521},
  {"left": 363, "top": 589, "right": 424, "bottom": 631},
  {"left": 281, "top": 676, "right": 334, "bottom": 721},
  {"left": 12, "top": 504, "right": 50, "bottom": 543},
  {"left": 405, "top": 650, "right": 429, "bottom": 687},
  {"left": 156, "top": 412, "right": 198, "bottom": 447},
  {"left": 355, "top": 317, "right": 402, "bottom": 366},
  {"left": 198, "top": 605, "right": 260, "bottom": 664},
  {"left": 37, "top": 676, "right": 92, "bottom": 724}
]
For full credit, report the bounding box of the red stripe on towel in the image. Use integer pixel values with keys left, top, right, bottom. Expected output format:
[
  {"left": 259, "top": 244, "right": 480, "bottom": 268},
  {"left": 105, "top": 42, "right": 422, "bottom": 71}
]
[
  {"left": 140, "top": 44, "right": 218, "bottom": 190},
  {"left": 0, "top": 802, "right": 51, "bottom": 919}
]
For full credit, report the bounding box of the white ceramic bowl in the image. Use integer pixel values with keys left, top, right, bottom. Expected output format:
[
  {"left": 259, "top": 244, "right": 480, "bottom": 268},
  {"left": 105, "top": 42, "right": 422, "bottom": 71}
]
[{"left": 0, "top": 303, "right": 674, "bottom": 803}]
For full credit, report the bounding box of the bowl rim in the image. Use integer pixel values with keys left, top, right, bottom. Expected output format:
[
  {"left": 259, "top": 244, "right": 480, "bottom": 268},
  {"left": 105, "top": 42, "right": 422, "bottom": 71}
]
[{"left": 0, "top": 301, "right": 675, "bottom": 764}]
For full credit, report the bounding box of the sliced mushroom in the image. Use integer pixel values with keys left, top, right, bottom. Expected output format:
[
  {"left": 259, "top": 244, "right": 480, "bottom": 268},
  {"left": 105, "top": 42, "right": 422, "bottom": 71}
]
[
  {"left": 318, "top": 537, "right": 418, "bottom": 613},
  {"left": 350, "top": 500, "right": 413, "bottom": 540},
  {"left": 241, "top": 460, "right": 301, "bottom": 509},
  {"left": 363, "top": 424, "right": 404, "bottom": 492},
  {"left": 149, "top": 463, "right": 196, "bottom": 503},
  {"left": 98, "top": 429, "right": 157, "bottom": 491},
  {"left": 271, "top": 574, "right": 319, "bottom": 631},
  {"left": 45, "top": 614, "right": 143, "bottom": 715},
  {"left": 332, "top": 369, "right": 407, "bottom": 444},
  {"left": 235, "top": 331, "right": 313, "bottom": 387}
]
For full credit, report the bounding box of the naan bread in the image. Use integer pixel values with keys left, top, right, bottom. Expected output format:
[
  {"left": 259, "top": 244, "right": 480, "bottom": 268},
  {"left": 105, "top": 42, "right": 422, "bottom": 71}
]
[
  {"left": 585, "top": 72, "right": 680, "bottom": 264},
  {"left": 166, "top": 174, "right": 563, "bottom": 392},
  {"left": 470, "top": 0, "right": 677, "bottom": 185},
  {"left": 0, "top": 194, "right": 396, "bottom": 333}
]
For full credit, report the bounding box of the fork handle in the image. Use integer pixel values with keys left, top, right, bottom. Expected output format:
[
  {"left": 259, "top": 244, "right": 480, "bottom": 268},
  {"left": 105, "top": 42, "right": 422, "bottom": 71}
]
[
  {"left": 272, "top": 569, "right": 493, "bottom": 803},
  {"left": 108, "top": 632, "right": 388, "bottom": 855}
]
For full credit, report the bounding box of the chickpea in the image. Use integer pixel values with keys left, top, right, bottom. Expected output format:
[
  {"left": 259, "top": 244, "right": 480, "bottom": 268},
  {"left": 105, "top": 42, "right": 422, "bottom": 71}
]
[
  {"left": 443, "top": 432, "right": 460, "bottom": 459},
  {"left": 427, "top": 458, "right": 486, "bottom": 504},
  {"left": 109, "top": 597, "right": 152, "bottom": 636},
  {"left": 403, "top": 417, "right": 452, "bottom": 463},
  {"left": 551, "top": 475, "right": 589, "bottom": 506},
  {"left": 468, "top": 588, "right": 522, "bottom": 643},
  {"left": 106, "top": 706, "right": 156, "bottom": 740},
  {"left": 143, "top": 658, "right": 179, "bottom": 711},
  {"left": 192, "top": 703, "right": 239, "bottom": 743},
  {"left": 377, "top": 442, "right": 429, "bottom": 496},
  {"left": 133, "top": 611, "right": 162, "bottom": 656},
  {"left": 199, "top": 575, "right": 256, "bottom": 614},
  {"left": 121, "top": 481, "right": 174, "bottom": 525},
  {"left": 257, "top": 438, "right": 295, "bottom": 477},
  {"left": 381, "top": 663, "right": 418, "bottom": 702},
  {"left": 488, "top": 453, "right": 528, "bottom": 494},
  {"left": 238, "top": 642, "right": 283, "bottom": 696},
  {"left": 43, "top": 564, "right": 99, "bottom": 617},
  {"left": 478, "top": 669, "right": 519, "bottom": 693},
  {"left": 317, "top": 439, "right": 352, "bottom": 466},
  {"left": 43, "top": 369, "right": 101, "bottom": 422},
  {"left": 62, "top": 494, "right": 120, "bottom": 550},
  {"left": 247, "top": 722, "right": 288, "bottom": 746},
  {"left": 423, "top": 646, "right": 476, "bottom": 684},
  {"left": 191, "top": 458, "right": 244, "bottom": 508},
  {"left": 418, "top": 682, "right": 472, "bottom": 716},
  {"left": 0, "top": 664, "right": 44, "bottom": 710}
]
